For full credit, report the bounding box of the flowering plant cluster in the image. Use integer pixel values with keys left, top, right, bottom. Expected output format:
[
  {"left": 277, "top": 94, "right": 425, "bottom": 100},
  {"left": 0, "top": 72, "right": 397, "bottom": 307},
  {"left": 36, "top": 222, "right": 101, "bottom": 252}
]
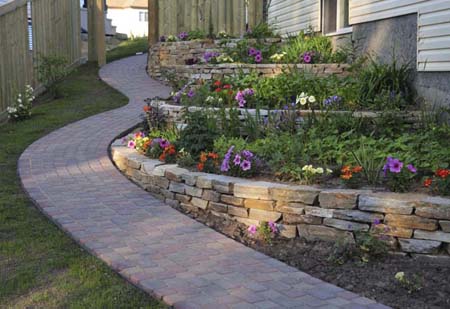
[
  {"left": 340, "top": 165, "right": 364, "bottom": 188},
  {"left": 235, "top": 88, "right": 255, "bottom": 108},
  {"left": 7, "top": 85, "right": 34, "bottom": 121},
  {"left": 301, "top": 165, "right": 332, "bottom": 184},
  {"left": 269, "top": 52, "right": 286, "bottom": 63},
  {"left": 295, "top": 92, "right": 316, "bottom": 107},
  {"left": 210, "top": 80, "right": 234, "bottom": 105},
  {"left": 423, "top": 168, "right": 450, "bottom": 196},
  {"left": 323, "top": 95, "right": 342, "bottom": 108},
  {"left": 248, "top": 47, "right": 263, "bottom": 63},
  {"left": 178, "top": 31, "right": 189, "bottom": 41},
  {"left": 300, "top": 51, "right": 316, "bottom": 64},
  {"left": 383, "top": 157, "right": 417, "bottom": 192},
  {"left": 197, "top": 152, "right": 220, "bottom": 173},
  {"left": 143, "top": 102, "right": 167, "bottom": 131},
  {"left": 124, "top": 131, "right": 151, "bottom": 153},
  {"left": 248, "top": 221, "right": 278, "bottom": 243},
  {"left": 203, "top": 51, "right": 220, "bottom": 63},
  {"left": 220, "top": 146, "right": 259, "bottom": 177}
]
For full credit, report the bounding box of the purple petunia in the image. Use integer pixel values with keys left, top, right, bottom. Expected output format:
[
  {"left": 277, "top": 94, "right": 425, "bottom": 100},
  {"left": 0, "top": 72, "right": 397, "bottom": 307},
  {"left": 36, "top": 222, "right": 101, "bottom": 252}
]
[
  {"left": 127, "top": 140, "right": 136, "bottom": 148},
  {"left": 242, "top": 150, "right": 254, "bottom": 159},
  {"left": 384, "top": 157, "right": 403, "bottom": 174},
  {"left": 187, "top": 89, "right": 195, "bottom": 98},
  {"left": 303, "top": 54, "right": 312, "bottom": 63},
  {"left": 240, "top": 160, "right": 251, "bottom": 171},
  {"left": 159, "top": 139, "right": 170, "bottom": 149},
  {"left": 255, "top": 54, "right": 263, "bottom": 63},
  {"left": 178, "top": 31, "right": 188, "bottom": 40},
  {"left": 233, "top": 154, "right": 241, "bottom": 166},
  {"left": 244, "top": 88, "right": 255, "bottom": 96},
  {"left": 203, "top": 51, "right": 220, "bottom": 63},
  {"left": 407, "top": 164, "right": 417, "bottom": 173},
  {"left": 220, "top": 146, "right": 235, "bottom": 172},
  {"left": 159, "top": 35, "right": 166, "bottom": 42},
  {"left": 268, "top": 221, "right": 278, "bottom": 233},
  {"left": 248, "top": 47, "right": 257, "bottom": 56},
  {"left": 373, "top": 219, "right": 381, "bottom": 225}
]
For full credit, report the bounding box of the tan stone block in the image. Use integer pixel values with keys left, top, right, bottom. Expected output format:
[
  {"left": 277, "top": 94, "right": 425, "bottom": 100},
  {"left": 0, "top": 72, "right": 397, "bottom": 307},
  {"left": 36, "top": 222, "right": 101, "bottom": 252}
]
[
  {"left": 283, "top": 214, "right": 322, "bottom": 225},
  {"left": 440, "top": 221, "right": 450, "bottom": 232},
  {"left": 209, "top": 202, "right": 228, "bottom": 213},
  {"left": 234, "top": 182, "right": 272, "bottom": 200},
  {"left": 358, "top": 194, "right": 414, "bottom": 214},
  {"left": 414, "top": 230, "right": 450, "bottom": 243},
  {"left": 371, "top": 224, "right": 413, "bottom": 238},
  {"left": 228, "top": 206, "right": 248, "bottom": 218},
  {"left": 235, "top": 217, "right": 260, "bottom": 226},
  {"left": 323, "top": 218, "right": 369, "bottom": 232},
  {"left": 161, "top": 189, "right": 175, "bottom": 200},
  {"left": 399, "top": 238, "right": 441, "bottom": 254},
  {"left": 319, "top": 190, "right": 358, "bottom": 209},
  {"left": 154, "top": 176, "right": 169, "bottom": 189},
  {"left": 385, "top": 214, "right": 438, "bottom": 231},
  {"left": 278, "top": 224, "right": 297, "bottom": 238},
  {"left": 333, "top": 210, "right": 384, "bottom": 223},
  {"left": 248, "top": 209, "right": 282, "bottom": 222},
  {"left": 202, "top": 190, "right": 221, "bottom": 202},
  {"left": 244, "top": 199, "right": 275, "bottom": 211},
  {"left": 169, "top": 182, "right": 185, "bottom": 194},
  {"left": 297, "top": 225, "right": 354, "bottom": 243},
  {"left": 270, "top": 186, "right": 319, "bottom": 205},
  {"left": 175, "top": 194, "right": 192, "bottom": 204},
  {"left": 305, "top": 206, "right": 334, "bottom": 218},
  {"left": 275, "top": 202, "right": 305, "bottom": 215},
  {"left": 185, "top": 185, "right": 203, "bottom": 198},
  {"left": 221, "top": 194, "right": 244, "bottom": 207},
  {"left": 415, "top": 197, "right": 450, "bottom": 220},
  {"left": 191, "top": 197, "right": 208, "bottom": 210},
  {"left": 165, "top": 166, "right": 189, "bottom": 182}
]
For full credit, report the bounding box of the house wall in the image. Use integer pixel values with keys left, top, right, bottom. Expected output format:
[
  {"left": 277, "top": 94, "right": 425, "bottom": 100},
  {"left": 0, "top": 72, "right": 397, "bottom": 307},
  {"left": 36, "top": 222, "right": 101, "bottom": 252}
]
[
  {"left": 107, "top": 8, "right": 148, "bottom": 37},
  {"left": 268, "top": 0, "right": 321, "bottom": 34}
]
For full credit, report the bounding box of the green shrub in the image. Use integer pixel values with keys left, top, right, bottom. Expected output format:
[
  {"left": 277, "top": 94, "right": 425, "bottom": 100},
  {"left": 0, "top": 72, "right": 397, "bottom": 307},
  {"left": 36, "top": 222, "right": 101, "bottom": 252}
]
[
  {"left": 36, "top": 54, "right": 69, "bottom": 98},
  {"left": 178, "top": 111, "right": 219, "bottom": 156}
]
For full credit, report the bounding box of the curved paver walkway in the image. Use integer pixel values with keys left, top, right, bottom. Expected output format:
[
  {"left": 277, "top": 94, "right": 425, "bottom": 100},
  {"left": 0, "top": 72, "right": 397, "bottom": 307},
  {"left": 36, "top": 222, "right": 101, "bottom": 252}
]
[{"left": 18, "top": 55, "right": 388, "bottom": 309}]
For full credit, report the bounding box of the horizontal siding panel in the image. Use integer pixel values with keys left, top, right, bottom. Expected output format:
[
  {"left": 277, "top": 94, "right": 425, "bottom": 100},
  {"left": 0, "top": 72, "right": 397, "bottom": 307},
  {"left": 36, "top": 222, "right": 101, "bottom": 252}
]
[
  {"left": 419, "top": 10, "right": 450, "bottom": 26},
  {"left": 418, "top": 49, "right": 450, "bottom": 63},
  {"left": 269, "top": 0, "right": 320, "bottom": 35},
  {"left": 418, "top": 36, "right": 450, "bottom": 51},
  {"left": 418, "top": 62, "right": 450, "bottom": 71}
]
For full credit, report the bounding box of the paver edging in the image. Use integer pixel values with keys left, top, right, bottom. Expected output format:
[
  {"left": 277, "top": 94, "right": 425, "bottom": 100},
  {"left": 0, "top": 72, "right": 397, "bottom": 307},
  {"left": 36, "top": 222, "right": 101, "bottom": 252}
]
[{"left": 112, "top": 139, "right": 450, "bottom": 257}]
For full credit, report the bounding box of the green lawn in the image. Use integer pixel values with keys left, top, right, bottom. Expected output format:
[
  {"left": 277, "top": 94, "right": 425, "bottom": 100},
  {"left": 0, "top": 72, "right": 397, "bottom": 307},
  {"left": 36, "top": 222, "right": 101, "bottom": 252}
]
[
  {"left": 107, "top": 37, "right": 149, "bottom": 63},
  {"left": 0, "top": 43, "right": 166, "bottom": 308}
]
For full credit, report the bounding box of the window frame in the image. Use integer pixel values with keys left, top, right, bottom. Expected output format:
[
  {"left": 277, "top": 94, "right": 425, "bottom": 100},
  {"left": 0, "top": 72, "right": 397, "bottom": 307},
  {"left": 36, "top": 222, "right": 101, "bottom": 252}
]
[{"left": 321, "top": 0, "right": 352, "bottom": 36}]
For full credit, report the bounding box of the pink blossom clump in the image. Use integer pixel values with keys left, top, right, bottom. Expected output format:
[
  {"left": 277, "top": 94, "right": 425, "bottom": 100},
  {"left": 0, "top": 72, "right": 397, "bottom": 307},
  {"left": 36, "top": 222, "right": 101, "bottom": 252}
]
[{"left": 248, "top": 225, "right": 257, "bottom": 235}]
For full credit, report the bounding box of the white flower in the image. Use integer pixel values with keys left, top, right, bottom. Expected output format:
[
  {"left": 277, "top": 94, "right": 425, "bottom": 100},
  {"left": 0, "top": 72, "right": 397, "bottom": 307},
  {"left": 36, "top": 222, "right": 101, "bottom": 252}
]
[
  {"left": 315, "top": 167, "right": 324, "bottom": 174},
  {"left": 308, "top": 96, "right": 316, "bottom": 103},
  {"left": 326, "top": 168, "right": 333, "bottom": 174},
  {"left": 395, "top": 272, "right": 405, "bottom": 281},
  {"left": 300, "top": 97, "right": 307, "bottom": 105}
]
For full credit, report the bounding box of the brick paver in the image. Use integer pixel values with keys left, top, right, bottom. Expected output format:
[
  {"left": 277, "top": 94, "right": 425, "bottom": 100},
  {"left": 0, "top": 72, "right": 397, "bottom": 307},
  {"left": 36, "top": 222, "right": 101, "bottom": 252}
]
[{"left": 18, "top": 55, "right": 389, "bottom": 308}]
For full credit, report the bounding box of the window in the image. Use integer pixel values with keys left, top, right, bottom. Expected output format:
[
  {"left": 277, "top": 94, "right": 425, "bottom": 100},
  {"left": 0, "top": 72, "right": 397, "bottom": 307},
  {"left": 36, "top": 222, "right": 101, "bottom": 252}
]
[
  {"left": 322, "top": 0, "right": 350, "bottom": 34},
  {"left": 139, "top": 11, "right": 148, "bottom": 22}
]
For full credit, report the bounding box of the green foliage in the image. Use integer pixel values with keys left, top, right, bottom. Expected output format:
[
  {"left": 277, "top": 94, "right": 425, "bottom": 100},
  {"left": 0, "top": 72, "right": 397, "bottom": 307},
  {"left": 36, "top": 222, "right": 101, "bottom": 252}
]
[
  {"left": 36, "top": 54, "right": 69, "bottom": 98},
  {"left": 355, "top": 56, "right": 415, "bottom": 110},
  {"left": 351, "top": 142, "right": 385, "bottom": 186},
  {"left": 356, "top": 231, "right": 389, "bottom": 262},
  {"left": 188, "top": 29, "right": 207, "bottom": 40},
  {"left": 106, "top": 37, "right": 148, "bottom": 62},
  {"left": 178, "top": 111, "right": 219, "bottom": 156},
  {"left": 244, "top": 22, "right": 279, "bottom": 39}
]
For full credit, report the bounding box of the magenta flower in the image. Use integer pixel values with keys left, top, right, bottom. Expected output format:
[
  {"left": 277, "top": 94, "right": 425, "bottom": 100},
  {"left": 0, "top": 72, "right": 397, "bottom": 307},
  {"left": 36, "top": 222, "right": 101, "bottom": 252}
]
[
  {"left": 303, "top": 54, "right": 312, "bottom": 63},
  {"left": 233, "top": 154, "right": 241, "bottom": 166},
  {"left": 255, "top": 54, "right": 263, "bottom": 63},
  {"left": 244, "top": 88, "right": 254, "bottom": 96},
  {"left": 248, "top": 47, "right": 257, "bottom": 56},
  {"left": 240, "top": 160, "right": 251, "bottom": 171},
  {"left": 407, "top": 164, "right": 417, "bottom": 173},
  {"left": 388, "top": 158, "right": 403, "bottom": 173},
  {"left": 268, "top": 221, "right": 278, "bottom": 233},
  {"left": 127, "top": 140, "right": 136, "bottom": 148},
  {"left": 248, "top": 225, "right": 257, "bottom": 235},
  {"left": 242, "top": 150, "right": 254, "bottom": 159},
  {"left": 178, "top": 31, "right": 188, "bottom": 40},
  {"left": 159, "top": 139, "right": 170, "bottom": 149},
  {"left": 187, "top": 89, "right": 195, "bottom": 98}
]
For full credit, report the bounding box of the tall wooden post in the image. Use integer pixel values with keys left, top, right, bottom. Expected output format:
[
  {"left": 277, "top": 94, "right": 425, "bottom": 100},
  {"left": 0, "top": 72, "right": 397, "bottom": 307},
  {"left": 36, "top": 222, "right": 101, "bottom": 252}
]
[
  {"left": 148, "top": 0, "right": 159, "bottom": 45},
  {"left": 88, "top": 0, "right": 106, "bottom": 66},
  {"left": 95, "top": 0, "right": 106, "bottom": 66}
]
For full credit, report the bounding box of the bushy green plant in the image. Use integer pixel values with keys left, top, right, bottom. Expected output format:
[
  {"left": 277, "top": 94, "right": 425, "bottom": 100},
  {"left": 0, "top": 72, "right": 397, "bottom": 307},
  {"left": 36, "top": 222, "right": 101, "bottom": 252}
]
[
  {"left": 37, "top": 54, "right": 69, "bottom": 98},
  {"left": 178, "top": 111, "right": 219, "bottom": 156},
  {"left": 7, "top": 85, "right": 34, "bottom": 121},
  {"left": 244, "top": 22, "right": 278, "bottom": 39},
  {"left": 188, "top": 29, "right": 207, "bottom": 40}
]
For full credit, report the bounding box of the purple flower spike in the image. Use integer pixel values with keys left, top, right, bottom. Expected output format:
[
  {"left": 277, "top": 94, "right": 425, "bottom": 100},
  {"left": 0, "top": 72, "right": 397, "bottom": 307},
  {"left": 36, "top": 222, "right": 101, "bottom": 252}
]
[{"left": 407, "top": 164, "right": 417, "bottom": 173}]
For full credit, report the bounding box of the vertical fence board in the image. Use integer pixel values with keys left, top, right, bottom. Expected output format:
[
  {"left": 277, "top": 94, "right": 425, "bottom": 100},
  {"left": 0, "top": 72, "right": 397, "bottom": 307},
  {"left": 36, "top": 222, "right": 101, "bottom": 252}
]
[{"left": 0, "top": 0, "right": 81, "bottom": 115}]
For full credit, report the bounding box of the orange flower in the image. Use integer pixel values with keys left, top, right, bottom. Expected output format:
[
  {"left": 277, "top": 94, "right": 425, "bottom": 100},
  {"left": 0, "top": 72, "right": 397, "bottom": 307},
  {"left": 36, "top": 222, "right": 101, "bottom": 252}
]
[
  {"left": 197, "top": 163, "right": 204, "bottom": 171},
  {"left": 341, "top": 165, "right": 351, "bottom": 173},
  {"left": 200, "top": 153, "right": 207, "bottom": 163},
  {"left": 340, "top": 173, "right": 353, "bottom": 180},
  {"left": 436, "top": 169, "right": 450, "bottom": 179},
  {"left": 169, "top": 148, "right": 176, "bottom": 155},
  {"left": 143, "top": 105, "right": 151, "bottom": 112},
  {"left": 424, "top": 178, "right": 433, "bottom": 187},
  {"left": 352, "top": 166, "right": 363, "bottom": 173},
  {"left": 208, "top": 152, "right": 219, "bottom": 160},
  {"left": 159, "top": 153, "right": 166, "bottom": 161}
]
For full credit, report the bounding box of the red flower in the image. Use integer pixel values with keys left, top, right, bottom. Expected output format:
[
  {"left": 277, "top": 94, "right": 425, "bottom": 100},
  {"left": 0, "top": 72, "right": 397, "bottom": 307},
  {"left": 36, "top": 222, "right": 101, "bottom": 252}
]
[
  {"left": 223, "top": 84, "right": 231, "bottom": 89},
  {"left": 436, "top": 169, "right": 450, "bottom": 179},
  {"left": 424, "top": 178, "right": 433, "bottom": 187},
  {"left": 214, "top": 80, "right": 222, "bottom": 87},
  {"left": 215, "top": 88, "right": 222, "bottom": 93},
  {"left": 197, "top": 163, "right": 204, "bottom": 171},
  {"left": 143, "top": 105, "right": 151, "bottom": 112}
]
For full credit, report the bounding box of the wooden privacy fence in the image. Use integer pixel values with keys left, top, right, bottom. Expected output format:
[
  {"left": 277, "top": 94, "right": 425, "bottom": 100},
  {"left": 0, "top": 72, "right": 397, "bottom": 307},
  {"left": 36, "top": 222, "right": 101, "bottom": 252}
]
[
  {"left": 157, "top": 0, "right": 264, "bottom": 37},
  {"left": 0, "top": 0, "right": 81, "bottom": 117}
]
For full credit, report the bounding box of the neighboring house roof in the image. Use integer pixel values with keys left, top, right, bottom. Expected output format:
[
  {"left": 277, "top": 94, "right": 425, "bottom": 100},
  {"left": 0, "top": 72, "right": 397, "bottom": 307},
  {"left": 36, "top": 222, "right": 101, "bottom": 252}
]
[{"left": 106, "top": 0, "right": 147, "bottom": 9}]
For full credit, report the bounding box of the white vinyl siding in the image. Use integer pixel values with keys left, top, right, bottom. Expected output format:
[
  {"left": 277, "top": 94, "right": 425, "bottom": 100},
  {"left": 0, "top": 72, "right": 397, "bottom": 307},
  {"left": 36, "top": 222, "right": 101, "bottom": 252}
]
[
  {"left": 417, "top": 1, "right": 450, "bottom": 71},
  {"left": 268, "top": 0, "right": 321, "bottom": 35}
]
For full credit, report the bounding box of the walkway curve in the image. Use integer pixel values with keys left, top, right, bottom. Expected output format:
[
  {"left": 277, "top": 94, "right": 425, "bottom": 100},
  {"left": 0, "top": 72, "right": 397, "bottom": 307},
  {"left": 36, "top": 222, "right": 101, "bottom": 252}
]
[{"left": 19, "top": 55, "right": 388, "bottom": 309}]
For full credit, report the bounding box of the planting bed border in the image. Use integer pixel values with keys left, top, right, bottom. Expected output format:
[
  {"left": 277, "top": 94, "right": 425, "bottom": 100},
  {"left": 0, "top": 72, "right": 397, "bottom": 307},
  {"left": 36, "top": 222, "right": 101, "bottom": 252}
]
[
  {"left": 111, "top": 138, "right": 450, "bottom": 257},
  {"left": 147, "top": 39, "right": 350, "bottom": 81}
]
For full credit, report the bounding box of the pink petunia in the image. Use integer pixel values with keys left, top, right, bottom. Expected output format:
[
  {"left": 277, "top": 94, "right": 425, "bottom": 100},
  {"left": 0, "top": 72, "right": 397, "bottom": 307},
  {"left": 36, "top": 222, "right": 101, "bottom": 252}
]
[{"left": 248, "top": 225, "right": 257, "bottom": 235}]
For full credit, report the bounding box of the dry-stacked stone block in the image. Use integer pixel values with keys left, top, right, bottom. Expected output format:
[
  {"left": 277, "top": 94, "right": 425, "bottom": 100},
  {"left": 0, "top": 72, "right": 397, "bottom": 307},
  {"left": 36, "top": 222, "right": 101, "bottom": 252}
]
[{"left": 112, "top": 142, "right": 450, "bottom": 257}]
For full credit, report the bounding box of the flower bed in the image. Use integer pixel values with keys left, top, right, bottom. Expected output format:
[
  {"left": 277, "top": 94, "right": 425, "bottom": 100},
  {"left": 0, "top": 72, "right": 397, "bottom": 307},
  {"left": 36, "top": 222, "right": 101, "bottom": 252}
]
[{"left": 111, "top": 139, "right": 450, "bottom": 257}]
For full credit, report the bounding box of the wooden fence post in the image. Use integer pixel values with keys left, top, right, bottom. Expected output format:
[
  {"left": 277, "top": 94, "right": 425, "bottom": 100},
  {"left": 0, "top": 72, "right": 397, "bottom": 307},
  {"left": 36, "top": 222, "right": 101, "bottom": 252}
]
[
  {"left": 148, "top": 0, "right": 159, "bottom": 45},
  {"left": 88, "top": 0, "right": 106, "bottom": 66}
]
